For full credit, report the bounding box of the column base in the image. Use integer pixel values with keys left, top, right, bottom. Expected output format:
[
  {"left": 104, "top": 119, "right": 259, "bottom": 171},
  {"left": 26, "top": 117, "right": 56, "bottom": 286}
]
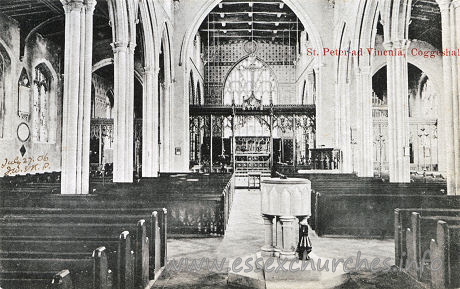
[
  {"left": 279, "top": 250, "right": 298, "bottom": 260},
  {"left": 260, "top": 246, "right": 278, "bottom": 257}
]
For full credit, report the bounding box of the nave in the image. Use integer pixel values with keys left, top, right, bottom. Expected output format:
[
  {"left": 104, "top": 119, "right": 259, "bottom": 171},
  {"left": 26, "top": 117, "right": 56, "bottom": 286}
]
[{"left": 0, "top": 0, "right": 460, "bottom": 288}]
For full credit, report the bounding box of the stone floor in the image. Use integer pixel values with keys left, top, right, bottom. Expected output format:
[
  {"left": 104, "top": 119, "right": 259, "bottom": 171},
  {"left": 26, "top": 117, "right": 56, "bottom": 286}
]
[{"left": 152, "top": 189, "right": 423, "bottom": 289}]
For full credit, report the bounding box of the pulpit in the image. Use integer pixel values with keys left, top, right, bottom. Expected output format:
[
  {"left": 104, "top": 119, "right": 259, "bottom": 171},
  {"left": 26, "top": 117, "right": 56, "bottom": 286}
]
[{"left": 260, "top": 178, "right": 311, "bottom": 258}]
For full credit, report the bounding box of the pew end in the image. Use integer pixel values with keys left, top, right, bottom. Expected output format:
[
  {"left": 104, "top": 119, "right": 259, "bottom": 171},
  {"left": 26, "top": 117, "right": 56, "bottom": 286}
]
[{"left": 50, "top": 270, "right": 73, "bottom": 289}]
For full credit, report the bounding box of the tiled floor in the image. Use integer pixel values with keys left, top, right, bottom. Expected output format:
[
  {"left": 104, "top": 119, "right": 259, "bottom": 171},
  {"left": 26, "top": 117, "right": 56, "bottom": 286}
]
[{"left": 153, "top": 189, "right": 419, "bottom": 289}]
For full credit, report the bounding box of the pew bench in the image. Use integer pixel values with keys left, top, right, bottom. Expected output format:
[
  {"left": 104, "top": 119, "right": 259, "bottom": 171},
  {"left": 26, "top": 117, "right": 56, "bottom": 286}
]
[
  {"left": 313, "top": 194, "right": 460, "bottom": 238},
  {"left": 0, "top": 227, "right": 148, "bottom": 289},
  {"left": 430, "top": 222, "right": 460, "bottom": 289},
  {"left": 394, "top": 208, "right": 460, "bottom": 267},
  {"left": 0, "top": 253, "right": 94, "bottom": 289},
  {"left": 404, "top": 213, "right": 460, "bottom": 282},
  {"left": 0, "top": 212, "right": 166, "bottom": 267},
  {"left": 0, "top": 212, "right": 165, "bottom": 289}
]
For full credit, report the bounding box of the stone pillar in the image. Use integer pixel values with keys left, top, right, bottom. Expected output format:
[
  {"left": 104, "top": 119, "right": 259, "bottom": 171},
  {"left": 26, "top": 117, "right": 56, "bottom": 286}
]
[
  {"left": 142, "top": 66, "right": 159, "bottom": 177},
  {"left": 112, "top": 41, "right": 134, "bottom": 183},
  {"left": 279, "top": 216, "right": 296, "bottom": 258},
  {"left": 82, "top": 0, "right": 96, "bottom": 193},
  {"left": 355, "top": 66, "right": 374, "bottom": 177},
  {"left": 159, "top": 82, "right": 171, "bottom": 172},
  {"left": 338, "top": 80, "right": 353, "bottom": 173},
  {"left": 453, "top": 0, "right": 460, "bottom": 194},
  {"left": 385, "top": 40, "right": 411, "bottom": 183},
  {"left": 261, "top": 214, "right": 275, "bottom": 256},
  {"left": 437, "top": 0, "right": 456, "bottom": 194},
  {"left": 60, "top": 0, "right": 95, "bottom": 194}
]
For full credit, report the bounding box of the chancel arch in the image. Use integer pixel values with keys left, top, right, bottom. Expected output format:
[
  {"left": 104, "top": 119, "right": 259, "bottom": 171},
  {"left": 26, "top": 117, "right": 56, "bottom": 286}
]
[{"left": 188, "top": 1, "right": 322, "bottom": 175}]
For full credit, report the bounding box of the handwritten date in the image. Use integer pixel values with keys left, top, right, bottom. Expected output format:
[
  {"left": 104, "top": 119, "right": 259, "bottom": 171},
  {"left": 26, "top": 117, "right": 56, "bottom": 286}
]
[{"left": 1, "top": 154, "right": 50, "bottom": 176}]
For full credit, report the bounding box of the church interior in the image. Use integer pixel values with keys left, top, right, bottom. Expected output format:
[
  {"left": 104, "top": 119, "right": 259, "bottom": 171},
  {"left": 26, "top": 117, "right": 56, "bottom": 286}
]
[{"left": 0, "top": 0, "right": 460, "bottom": 288}]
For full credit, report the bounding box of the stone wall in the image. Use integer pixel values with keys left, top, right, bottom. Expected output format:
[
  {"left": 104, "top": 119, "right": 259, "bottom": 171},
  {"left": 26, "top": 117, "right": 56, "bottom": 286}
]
[{"left": 0, "top": 13, "right": 63, "bottom": 177}]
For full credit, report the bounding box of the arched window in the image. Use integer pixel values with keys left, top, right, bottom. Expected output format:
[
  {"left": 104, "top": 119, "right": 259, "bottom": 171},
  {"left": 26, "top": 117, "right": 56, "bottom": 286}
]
[
  {"left": 223, "top": 56, "right": 278, "bottom": 106},
  {"left": 32, "top": 64, "right": 51, "bottom": 142}
]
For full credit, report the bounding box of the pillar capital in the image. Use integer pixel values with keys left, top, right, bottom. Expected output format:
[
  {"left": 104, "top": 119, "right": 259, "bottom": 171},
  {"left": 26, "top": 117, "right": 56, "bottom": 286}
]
[
  {"left": 144, "top": 66, "right": 154, "bottom": 74},
  {"left": 128, "top": 41, "right": 137, "bottom": 54},
  {"left": 85, "top": 0, "right": 97, "bottom": 13},
  {"left": 383, "top": 39, "right": 410, "bottom": 51},
  {"left": 262, "top": 214, "right": 274, "bottom": 224},
  {"left": 452, "top": 0, "right": 460, "bottom": 8},
  {"left": 61, "top": 0, "right": 84, "bottom": 13},
  {"left": 111, "top": 41, "right": 129, "bottom": 53}
]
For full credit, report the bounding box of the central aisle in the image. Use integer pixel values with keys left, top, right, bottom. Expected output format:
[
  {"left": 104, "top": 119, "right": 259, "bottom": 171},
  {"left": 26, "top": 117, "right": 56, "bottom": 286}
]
[
  {"left": 153, "top": 189, "right": 263, "bottom": 289},
  {"left": 153, "top": 189, "right": 407, "bottom": 289}
]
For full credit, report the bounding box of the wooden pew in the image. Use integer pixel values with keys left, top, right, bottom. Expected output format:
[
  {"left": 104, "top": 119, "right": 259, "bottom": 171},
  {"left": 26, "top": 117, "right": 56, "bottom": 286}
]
[
  {"left": 430, "top": 222, "right": 460, "bottom": 289},
  {"left": 92, "top": 247, "right": 112, "bottom": 289},
  {"left": 0, "top": 212, "right": 165, "bottom": 288},
  {"left": 288, "top": 172, "right": 447, "bottom": 197},
  {"left": 404, "top": 213, "right": 460, "bottom": 282},
  {"left": 394, "top": 208, "right": 460, "bottom": 268},
  {"left": 117, "top": 231, "right": 135, "bottom": 288},
  {"left": 313, "top": 193, "right": 460, "bottom": 238},
  {"left": 0, "top": 173, "right": 235, "bottom": 238},
  {"left": 0, "top": 271, "right": 57, "bottom": 288},
  {"left": 0, "top": 208, "right": 167, "bottom": 268},
  {"left": 1, "top": 231, "right": 137, "bottom": 289},
  {"left": 0, "top": 248, "right": 93, "bottom": 289},
  {"left": 0, "top": 228, "right": 142, "bottom": 289}
]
